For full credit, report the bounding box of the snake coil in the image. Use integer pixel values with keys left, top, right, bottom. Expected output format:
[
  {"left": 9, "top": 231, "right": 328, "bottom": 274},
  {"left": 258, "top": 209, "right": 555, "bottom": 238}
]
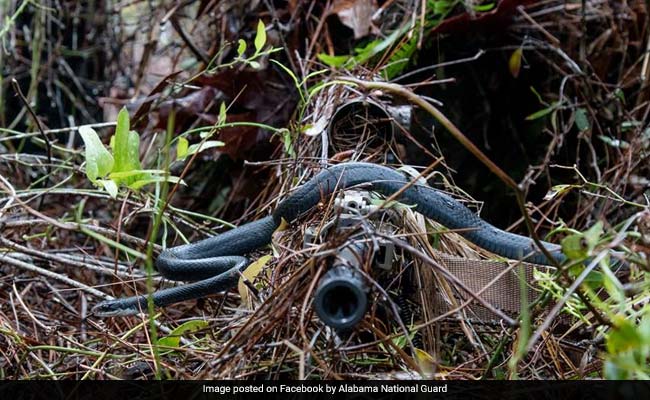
[{"left": 92, "top": 163, "right": 564, "bottom": 316}]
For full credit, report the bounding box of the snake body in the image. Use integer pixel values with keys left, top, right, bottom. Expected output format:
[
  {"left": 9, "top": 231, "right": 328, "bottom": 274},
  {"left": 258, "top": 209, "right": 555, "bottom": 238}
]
[{"left": 92, "top": 163, "right": 564, "bottom": 316}]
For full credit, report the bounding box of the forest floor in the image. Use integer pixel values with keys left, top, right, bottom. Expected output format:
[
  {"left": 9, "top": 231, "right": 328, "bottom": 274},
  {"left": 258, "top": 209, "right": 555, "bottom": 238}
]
[{"left": 0, "top": 0, "right": 649, "bottom": 379}]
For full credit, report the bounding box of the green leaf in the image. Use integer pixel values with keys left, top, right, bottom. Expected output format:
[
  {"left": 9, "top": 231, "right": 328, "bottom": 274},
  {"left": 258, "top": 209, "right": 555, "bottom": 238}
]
[
  {"left": 621, "top": 120, "right": 641, "bottom": 131},
  {"left": 639, "top": 312, "right": 650, "bottom": 343},
  {"left": 614, "top": 88, "right": 626, "bottom": 104},
  {"left": 580, "top": 269, "right": 604, "bottom": 289},
  {"left": 78, "top": 125, "right": 114, "bottom": 182},
  {"left": 583, "top": 221, "right": 603, "bottom": 250},
  {"left": 598, "top": 135, "right": 630, "bottom": 149},
  {"left": 526, "top": 102, "right": 558, "bottom": 121},
  {"left": 604, "top": 360, "right": 627, "bottom": 380},
  {"left": 248, "top": 60, "right": 261, "bottom": 69},
  {"left": 474, "top": 2, "right": 496, "bottom": 12},
  {"left": 124, "top": 132, "right": 147, "bottom": 184},
  {"left": 126, "top": 131, "right": 143, "bottom": 170},
  {"left": 561, "top": 234, "right": 588, "bottom": 261},
  {"left": 113, "top": 107, "right": 131, "bottom": 172},
  {"left": 129, "top": 176, "right": 185, "bottom": 190},
  {"left": 158, "top": 320, "right": 209, "bottom": 348},
  {"left": 278, "top": 128, "right": 295, "bottom": 157},
  {"left": 354, "top": 22, "right": 410, "bottom": 66},
  {"left": 529, "top": 86, "right": 545, "bottom": 104},
  {"left": 217, "top": 102, "right": 227, "bottom": 125},
  {"left": 177, "top": 137, "right": 189, "bottom": 160},
  {"left": 601, "top": 265, "right": 624, "bottom": 303},
  {"left": 109, "top": 169, "right": 167, "bottom": 180},
  {"left": 574, "top": 107, "right": 590, "bottom": 132},
  {"left": 301, "top": 68, "right": 329, "bottom": 85},
  {"left": 187, "top": 140, "right": 224, "bottom": 156},
  {"left": 97, "top": 179, "right": 118, "bottom": 198},
  {"left": 111, "top": 108, "right": 147, "bottom": 186},
  {"left": 432, "top": 0, "right": 451, "bottom": 14},
  {"left": 237, "top": 39, "right": 246, "bottom": 57},
  {"left": 317, "top": 53, "right": 351, "bottom": 68},
  {"left": 383, "top": 24, "right": 419, "bottom": 79},
  {"left": 390, "top": 330, "right": 417, "bottom": 350},
  {"left": 607, "top": 316, "right": 643, "bottom": 354},
  {"left": 254, "top": 20, "right": 266, "bottom": 53},
  {"left": 560, "top": 222, "right": 602, "bottom": 262},
  {"left": 543, "top": 184, "right": 580, "bottom": 200}
]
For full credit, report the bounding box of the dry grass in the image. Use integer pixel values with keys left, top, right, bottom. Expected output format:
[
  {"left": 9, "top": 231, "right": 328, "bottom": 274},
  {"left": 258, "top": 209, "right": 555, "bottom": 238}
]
[{"left": 1, "top": 0, "right": 649, "bottom": 380}]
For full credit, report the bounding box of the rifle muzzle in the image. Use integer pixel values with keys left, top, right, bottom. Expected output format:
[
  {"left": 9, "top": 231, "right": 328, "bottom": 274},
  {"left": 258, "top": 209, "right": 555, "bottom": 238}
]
[{"left": 314, "top": 266, "right": 368, "bottom": 331}]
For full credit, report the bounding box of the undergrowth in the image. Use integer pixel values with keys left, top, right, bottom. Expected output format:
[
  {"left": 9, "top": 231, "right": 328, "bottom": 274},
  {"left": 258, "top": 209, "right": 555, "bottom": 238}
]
[{"left": 0, "top": 0, "right": 649, "bottom": 380}]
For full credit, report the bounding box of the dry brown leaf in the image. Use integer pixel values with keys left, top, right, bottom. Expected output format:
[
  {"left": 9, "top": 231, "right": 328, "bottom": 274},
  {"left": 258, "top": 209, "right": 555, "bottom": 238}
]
[{"left": 332, "top": 0, "right": 377, "bottom": 39}]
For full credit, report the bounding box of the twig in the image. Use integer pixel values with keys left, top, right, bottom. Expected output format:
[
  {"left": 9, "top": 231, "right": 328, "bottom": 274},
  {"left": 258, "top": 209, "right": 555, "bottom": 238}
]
[
  {"left": 391, "top": 50, "right": 485, "bottom": 82},
  {"left": 0, "top": 236, "right": 154, "bottom": 280},
  {"left": 1, "top": 254, "right": 110, "bottom": 300},
  {"left": 0, "top": 172, "right": 16, "bottom": 220},
  {"left": 12, "top": 283, "right": 51, "bottom": 332},
  {"left": 170, "top": 16, "right": 210, "bottom": 64},
  {"left": 516, "top": 6, "right": 560, "bottom": 46},
  {"left": 11, "top": 79, "right": 52, "bottom": 204},
  {"left": 3, "top": 218, "right": 160, "bottom": 252}
]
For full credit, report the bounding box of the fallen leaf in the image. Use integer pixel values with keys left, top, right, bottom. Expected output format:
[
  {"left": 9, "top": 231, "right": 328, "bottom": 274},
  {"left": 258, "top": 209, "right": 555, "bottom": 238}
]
[
  {"left": 509, "top": 47, "right": 523, "bottom": 78},
  {"left": 158, "top": 320, "right": 209, "bottom": 348},
  {"left": 414, "top": 348, "right": 436, "bottom": 376},
  {"left": 332, "top": 0, "right": 378, "bottom": 39},
  {"left": 238, "top": 255, "right": 273, "bottom": 308}
]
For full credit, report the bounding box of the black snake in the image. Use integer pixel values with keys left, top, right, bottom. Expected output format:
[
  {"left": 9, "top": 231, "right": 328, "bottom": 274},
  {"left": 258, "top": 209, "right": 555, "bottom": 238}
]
[{"left": 92, "top": 163, "right": 564, "bottom": 316}]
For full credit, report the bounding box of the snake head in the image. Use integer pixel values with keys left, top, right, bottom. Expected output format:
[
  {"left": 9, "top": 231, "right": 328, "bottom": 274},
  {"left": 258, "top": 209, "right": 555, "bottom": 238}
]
[{"left": 91, "top": 300, "right": 139, "bottom": 318}]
